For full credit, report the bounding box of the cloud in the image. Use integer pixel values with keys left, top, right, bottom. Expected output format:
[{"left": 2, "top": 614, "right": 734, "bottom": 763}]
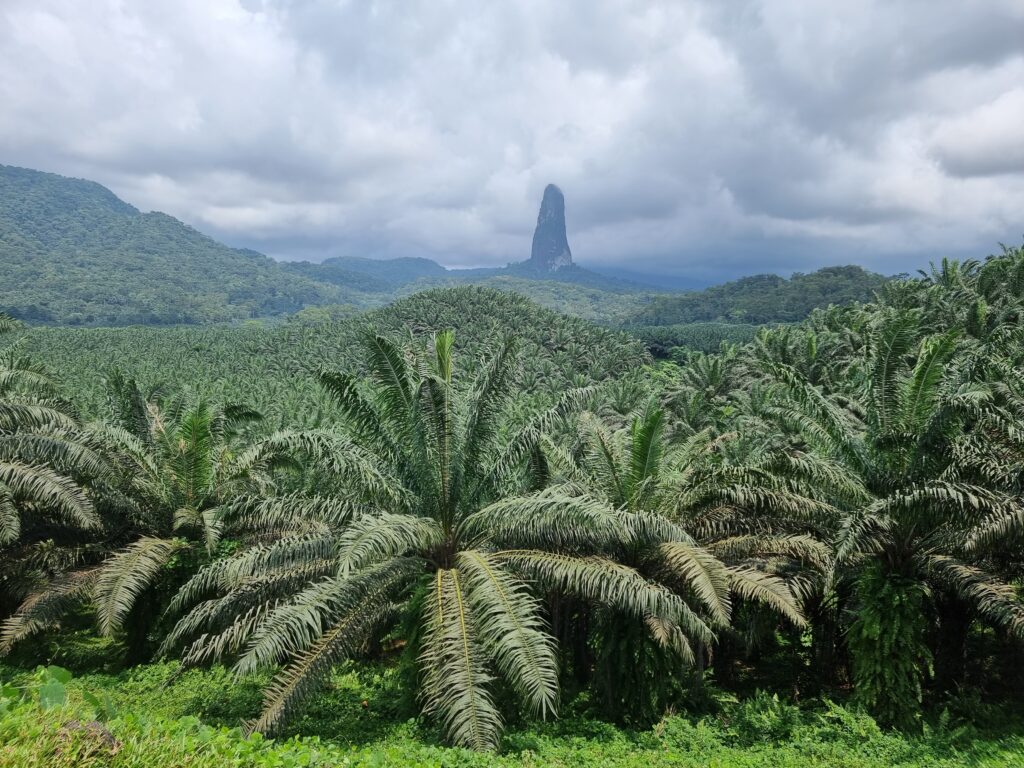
[{"left": 1, "top": 0, "right": 1022, "bottom": 282}]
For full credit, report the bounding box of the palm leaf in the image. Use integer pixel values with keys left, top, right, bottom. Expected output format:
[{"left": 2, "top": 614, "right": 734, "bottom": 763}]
[
  {"left": 457, "top": 550, "right": 558, "bottom": 718},
  {"left": 94, "top": 537, "right": 186, "bottom": 636},
  {"left": 420, "top": 568, "right": 502, "bottom": 751}
]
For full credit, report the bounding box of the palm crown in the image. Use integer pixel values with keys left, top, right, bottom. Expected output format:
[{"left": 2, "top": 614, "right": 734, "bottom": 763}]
[
  {"left": 0, "top": 315, "right": 106, "bottom": 619},
  {"left": 1, "top": 375, "right": 315, "bottom": 658}
]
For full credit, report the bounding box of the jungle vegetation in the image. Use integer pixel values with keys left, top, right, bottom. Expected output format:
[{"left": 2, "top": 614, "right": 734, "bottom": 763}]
[{"left": 1, "top": 246, "right": 1024, "bottom": 762}]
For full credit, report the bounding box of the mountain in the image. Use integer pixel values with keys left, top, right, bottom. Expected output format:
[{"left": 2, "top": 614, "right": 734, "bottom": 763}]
[
  {"left": 624, "top": 265, "right": 889, "bottom": 326},
  {"left": 284, "top": 183, "right": 641, "bottom": 294},
  {"left": 0, "top": 164, "right": 650, "bottom": 326},
  {"left": 588, "top": 266, "right": 711, "bottom": 291},
  {"left": 529, "top": 184, "right": 573, "bottom": 271},
  {"left": 0, "top": 164, "right": 346, "bottom": 325},
  {"left": 0, "top": 164, "right": 892, "bottom": 330}
]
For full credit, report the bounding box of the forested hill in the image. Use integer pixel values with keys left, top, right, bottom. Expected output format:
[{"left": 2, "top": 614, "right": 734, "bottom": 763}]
[
  {"left": 624, "top": 265, "right": 889, "bottom": 326},
  {"left": 283, "top": 255, "right": 450, "bottom": 292},
  {"left": 0, "top": 164, "right": 343, "bottom": 325}
]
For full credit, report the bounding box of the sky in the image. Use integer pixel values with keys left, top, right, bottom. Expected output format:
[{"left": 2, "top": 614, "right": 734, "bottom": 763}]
[{"left": 2, "top": 1, "right": 1023, "bottom": 283}]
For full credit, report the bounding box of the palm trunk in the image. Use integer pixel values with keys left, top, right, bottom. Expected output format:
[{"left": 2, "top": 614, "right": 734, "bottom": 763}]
[
  {"left": 934, "top": 596, "right": 970, "bottom": 693},
  {"left": 713, "top": 633, "right": 734, "bottom": 687},
  {"left": 808, "top": 594, "right": 842, "bottom": 693},
  {"left": 694, "top": 640, "right": 707, "bottom": 691},
  {"left": 124, "top": 605, "right": 152, "bottom": 665}
]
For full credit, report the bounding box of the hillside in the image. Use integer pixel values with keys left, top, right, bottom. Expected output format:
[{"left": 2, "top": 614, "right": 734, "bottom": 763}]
[
  {"left": 282, "top": 255, "right": 449, "bottom": 292},
  {"left": 624, "top": 265, "right": 889, "bottom": 326},
  {"left": 0, "top": 164, "right": 346, "bottom": 325},
  {"left": 285, "top": 253, "right": 646, "bottom": 296},
  {"left": 0, "top": 164, "right": 891, "bottom": 331}
]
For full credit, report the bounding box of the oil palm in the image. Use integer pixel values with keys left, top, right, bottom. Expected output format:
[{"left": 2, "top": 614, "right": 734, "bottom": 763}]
[
  {"left": 0, "top": 317, "right": 107, "bottom": 619},
  {"left": 541, "top": 402, "right": 822, "bottom": 720},
  {"left": 766, "top": 309, "right": 1024, "bottom": 728},
  {"left": 1, "top": 378, "right": 309, "bottom": 659},
  {"left": 163, "top": 331, "right": 706, "bottom": 750}
]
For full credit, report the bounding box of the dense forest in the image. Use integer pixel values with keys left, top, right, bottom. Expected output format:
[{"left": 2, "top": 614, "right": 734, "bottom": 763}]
[
  {"left": 625, "top": 266, "right": 890, "bottom": 326},
  {"left": 0, "top": 165, "right": 349, "bottom": 325},
  {"left": 2, "top": 246, "right": 1024, "bottom": 765}
]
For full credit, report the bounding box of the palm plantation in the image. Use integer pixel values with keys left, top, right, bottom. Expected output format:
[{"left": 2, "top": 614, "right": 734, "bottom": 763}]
[
  {"left": 0, "top": 314, "right": 106, "bottom": 620},
  {"left": 1, "top": 373, "right": 326, "bottom": 660},
  {"left": 535, "top": 403, "right": 822, "bottom": 720},
  {"left": 2, "top": 249, "right": 1024, "bottom": 755}
]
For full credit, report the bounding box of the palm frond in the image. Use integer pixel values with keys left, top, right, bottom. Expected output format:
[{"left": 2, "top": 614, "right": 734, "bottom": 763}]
[
  {"left": 420, "top": 568, "right": 502, "bottom": 751},
  {"left": 464, "top": 489, "right": 628, "bottom": 550},
  {"left": 336, "top": 513, "right": 442, "bottom": 575},
  {"left": 923, "top": 555, "right": 1024, "bottom": 638},
  {"left": 94, "top": 537, "right": 186, "bottom": 635},
  {"left": 245, "top": 561, "right": 407, "bottom": 735},
  {"left": 495, "top": 549, "right": 714, "bottom": 645},
  {"left": 234, "top": 558, "right": 419, "bottom": 678},
  {"left": 0, "top": 459, "right": 100, "bottom": 532},
  {"left": 627, "top": 403, "right": 665, "bottom": 507},
  {"left": 0, "top": 568, "right": 100, "bottom": 654},
  {"left": 457, "top": 550, "right": 558, "bottom": 718},
  {"left": 655, "top": 541, "right": 731, "bottom": 626},
  {"left": 707, "top": 534, "right": 832, "bottom": 573},
  {"left": 727, "top": 566, "right": 806, "bottom": 627}
]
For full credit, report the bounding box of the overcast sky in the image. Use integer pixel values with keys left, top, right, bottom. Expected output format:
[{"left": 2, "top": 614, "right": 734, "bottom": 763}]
[{"left": 2, "top": 1, "right": 1023, "bottom": 282}]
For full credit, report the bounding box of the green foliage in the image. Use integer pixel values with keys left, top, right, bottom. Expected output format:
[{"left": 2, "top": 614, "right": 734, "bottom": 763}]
[
  {"left": 848, "top": 568, "right": 931, "bottom": 732},
  {"left": 0, "top": 664, "right": 73, "bottom": 711},
  {"left": 722, "top": 690, "right": 801, "bottom": 745},
  {"left": 396, "top": 276, "right": 652, "bottom": 323},
  {"left": 629, "top": 322, "right": 763, "bottom": 356},
  {"left": 284, "top": 255, "right": 449, "bottom": 291},
  {"left": 0, "top": 165, "right": 654, "bottom": 328},
  {"left": 3, "top": 661, "right": 1024, "bottom": 767},
  {"left": 0, "top": 165, "right": 349, "bottom": 325},
  {"left": 590, "top": 610, "right": 684, "bottom": 725},
  {"left": 627, "top": 266, "right": 888, "bottom": 326},
  {"left": 10, "top": 287, "right": 649, "bottom": 425},
  {"left": 6, "top": 234, "right": 1024, "bottom": 759}
]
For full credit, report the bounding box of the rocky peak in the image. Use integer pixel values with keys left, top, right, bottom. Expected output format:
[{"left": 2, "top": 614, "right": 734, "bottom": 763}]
[{"left": 529, "top": 184, "right": 572, "bottom": 271}]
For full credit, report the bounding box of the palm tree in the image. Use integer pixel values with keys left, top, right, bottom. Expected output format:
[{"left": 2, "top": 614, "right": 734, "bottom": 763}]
[
  {"left": 163, "top": 332, "right": 708, "bottom": 750},
  {"left": 1, "top": 376, "right": 310, "bottom": 661},
  {"left": 766, "top": 309, "right": 1024, "bottom": 729},
  {"left": 539, "top": 402, "right": 822, "bottom": 720},
  {"left": 0, "top": 313, "right": 19, "bottom": 335},
  {"left": 0, "top": 316, "right": 106, "bottom": 620}
]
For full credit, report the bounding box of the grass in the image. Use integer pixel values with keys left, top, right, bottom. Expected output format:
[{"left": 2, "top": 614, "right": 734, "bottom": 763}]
[{"left": 3, "top": 661, "right": 1024, "bottom": 767}]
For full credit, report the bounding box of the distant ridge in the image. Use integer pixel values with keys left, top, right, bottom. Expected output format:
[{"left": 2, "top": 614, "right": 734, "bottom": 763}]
[
  {"left": 284, "top": 183, "right": 647, "bottom": 295},
  {"left": 0, "top": 164, "right": 342, "bottom": 325},
  {"left": 624, "top": 265, "right": 889, "bottom": 326},
  {"left": 0, "top": 165, "right": 649, "bottom": 327}
]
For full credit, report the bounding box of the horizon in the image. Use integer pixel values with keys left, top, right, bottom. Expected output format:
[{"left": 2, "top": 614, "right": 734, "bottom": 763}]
[{"left": 2, "top": 2, "right": 1023, "bottom": 283}]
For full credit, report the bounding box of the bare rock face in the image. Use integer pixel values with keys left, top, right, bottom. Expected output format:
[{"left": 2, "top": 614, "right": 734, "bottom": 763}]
[{"left": 529, "top": 184, "right": 573, "bottom": 271}]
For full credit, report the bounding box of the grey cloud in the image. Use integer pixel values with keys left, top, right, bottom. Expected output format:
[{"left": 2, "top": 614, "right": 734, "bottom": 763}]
[{"left": 1, "top": 0, "right": 1022, "bottom": 281}]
